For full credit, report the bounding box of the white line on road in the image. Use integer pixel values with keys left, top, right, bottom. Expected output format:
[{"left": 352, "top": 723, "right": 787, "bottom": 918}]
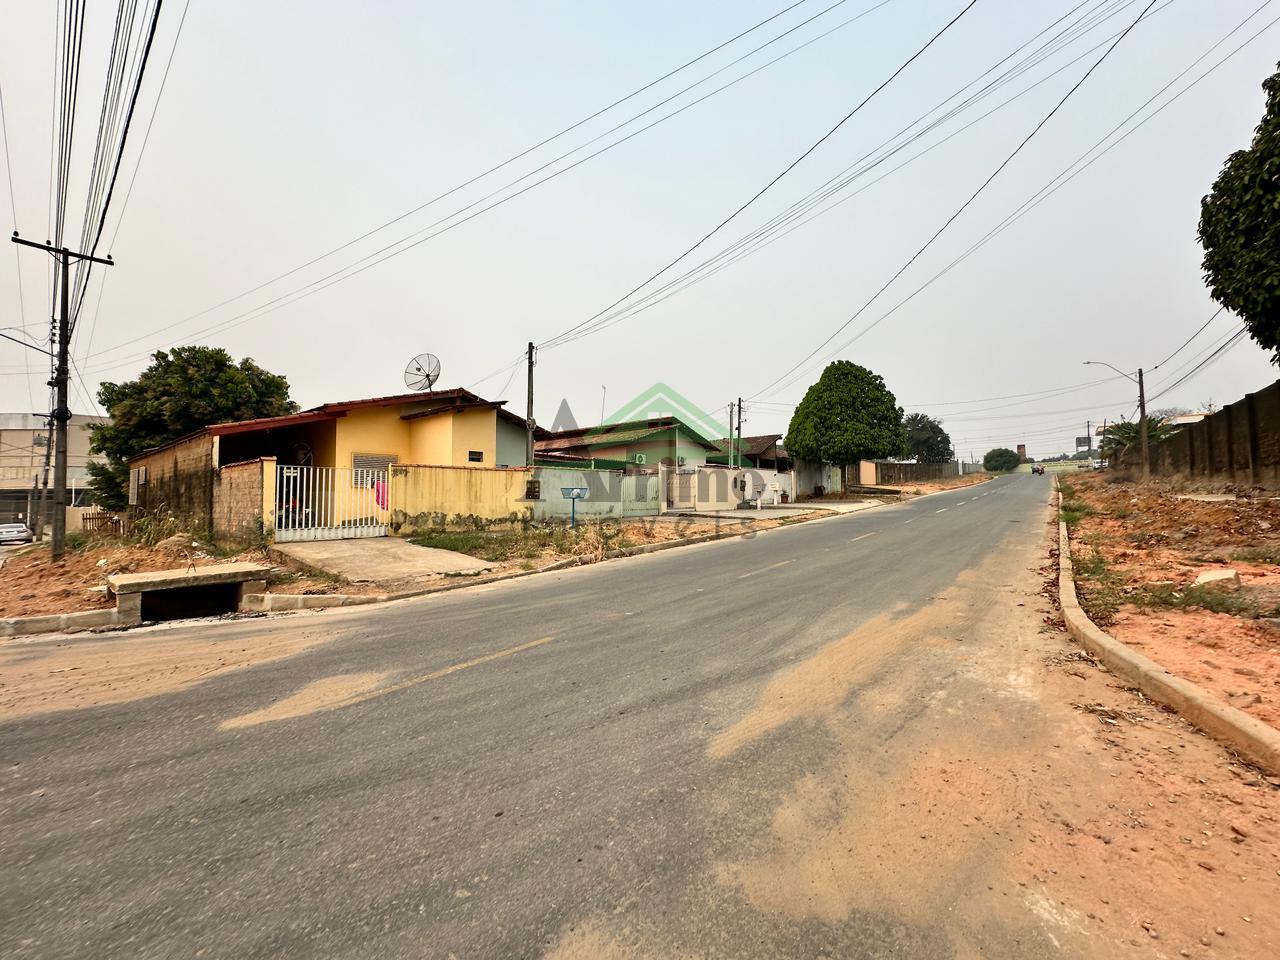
[
  {"left": 936, "top": 508, "right": 948, "bottom": 513},
  {"left": 737, "top": 558, "right": 796, "bottom": 579},
  {"left": 849, "top": 532, "right": 879, "bottom": 543},
  {"left": 904, "top": 517, "right": 916, "bottom": 524}
]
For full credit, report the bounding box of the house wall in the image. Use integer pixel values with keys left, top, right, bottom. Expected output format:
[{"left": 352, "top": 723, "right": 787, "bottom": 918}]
[
  {"left": 694, "top": 466, "right": 740, "bottom": 512},
  {"left": 531, "top": 467, "right": 659, "bottom": 519},
  {"left": 130, "top": 433, "right": 217, "bottom": 531},
  {"left": 497, "top": 418, "right": 526, "bottom": 468},
  {"left": 334, "top": 407, "right": 410, "bottom": 470},
  {"left": 408, "top": 416, "right": 452, "bottom": 466},
  {"left": 386, "top": 464, "right": 532, "bottom": 534},
  {"left": 449, "top": 408, "right": 497, "bottom": 467}
]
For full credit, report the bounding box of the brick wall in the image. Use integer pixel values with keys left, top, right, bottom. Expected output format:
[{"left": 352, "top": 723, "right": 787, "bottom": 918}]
[
  {"left": 871, "top": 461, "right": 960, "bottom": 485},
  {"left": 1121, "top": 380, "right": 1280, "bottom": 488},
  {"left": 213, "top": 459, "right": 266, "bottom": 545}
]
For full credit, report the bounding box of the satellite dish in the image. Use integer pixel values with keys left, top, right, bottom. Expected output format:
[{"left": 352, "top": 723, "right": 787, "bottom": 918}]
[{"left": 404, "top": 353, "right": 442, "bottom": 391}]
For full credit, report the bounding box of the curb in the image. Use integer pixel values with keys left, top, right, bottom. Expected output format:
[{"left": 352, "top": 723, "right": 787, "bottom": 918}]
[{"left": 1056, "top": 490, "right": 1280, "bottom": 776}]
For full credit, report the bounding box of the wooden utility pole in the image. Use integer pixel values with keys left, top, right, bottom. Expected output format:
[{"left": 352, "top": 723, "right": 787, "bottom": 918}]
[
  {"left": 525, "top": 341, "right": 535, "bottom": 467},
  {"left": 11, "top": 232, "right": 114, "bottom": 559}
]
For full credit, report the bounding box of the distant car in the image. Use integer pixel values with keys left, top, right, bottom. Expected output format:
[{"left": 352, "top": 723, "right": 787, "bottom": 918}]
[
  {"left": 1031, "top": 464, "right": 1045, "bottom": 475},
  {"left": 0, "top": 522, "right": 34, "bottom": 544}
]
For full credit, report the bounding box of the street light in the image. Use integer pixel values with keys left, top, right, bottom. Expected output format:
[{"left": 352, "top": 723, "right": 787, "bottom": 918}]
[{"left": 1083, "top": 360, "right": 1149, "bottom": 481}]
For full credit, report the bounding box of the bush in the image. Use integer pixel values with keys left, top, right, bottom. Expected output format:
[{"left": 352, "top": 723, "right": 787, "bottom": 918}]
[{"left": 983, "top": 447, "right": 1021, "bottom": 472}]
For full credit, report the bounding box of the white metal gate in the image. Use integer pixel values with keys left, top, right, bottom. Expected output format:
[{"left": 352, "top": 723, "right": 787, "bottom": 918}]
[{"left": 275, "top": 465, "right": 389, "bottom": 542}]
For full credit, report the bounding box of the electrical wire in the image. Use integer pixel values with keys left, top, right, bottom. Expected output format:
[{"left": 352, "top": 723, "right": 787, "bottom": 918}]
[
  {"left": 0, "top": 75, "right": 34, "bottom": 408},
  {"left": 753, "top": 0, "right": 1276, "bottom": 400},
  {"left": 536, "top": 0, "right": 981, "bottom": 352},
  {"left": 751, "top": 0, "right": 1162, "bottom": 401}
]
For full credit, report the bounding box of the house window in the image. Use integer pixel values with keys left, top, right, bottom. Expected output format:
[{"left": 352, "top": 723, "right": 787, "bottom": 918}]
[
  {"left": 352, "top": 453, "right": 397, "bottom": 486},
  {"left": 128, "top": 465, "right": 148, "bottom": 505},
  {"left": 468, "top": 450, "right": 483, "bottom": 463}
]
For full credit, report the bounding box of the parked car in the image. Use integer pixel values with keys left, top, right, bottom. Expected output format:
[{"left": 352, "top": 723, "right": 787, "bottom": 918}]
[
  {"left": 1030, "top": 464, "right": 1045, "bottom": 475},
  {"left": 0, "top": 522, "right": 34, "bottom": 544}
]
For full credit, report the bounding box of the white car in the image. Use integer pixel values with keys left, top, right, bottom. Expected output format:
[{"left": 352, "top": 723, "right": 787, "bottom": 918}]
[{"left": 0, "top": 522, "right": 34, "bottom": 544}]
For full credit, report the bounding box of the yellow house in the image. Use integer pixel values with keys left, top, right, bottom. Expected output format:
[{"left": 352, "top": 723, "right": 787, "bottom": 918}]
[{"left": 126, "top": 389, "right": 533, "bottom": 536}]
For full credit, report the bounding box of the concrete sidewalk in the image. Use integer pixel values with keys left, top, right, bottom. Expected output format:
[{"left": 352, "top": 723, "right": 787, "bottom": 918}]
[{"left": 273, "top": 537, "right": 492, "bottom": 583}]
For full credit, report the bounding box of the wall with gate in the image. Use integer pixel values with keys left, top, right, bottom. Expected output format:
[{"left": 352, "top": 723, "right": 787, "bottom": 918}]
[
  {"left": 531, "top": 467, "right": 658, "bottom": 519},
  {"left": 871, "top": 461, "right": 961, "bottom": 485},
  {"left": 387, "top": 463, "right": 532, "bottom": 534},
  {"left": 1119, "top": 380, "right": 1280, "bottom": 488}
]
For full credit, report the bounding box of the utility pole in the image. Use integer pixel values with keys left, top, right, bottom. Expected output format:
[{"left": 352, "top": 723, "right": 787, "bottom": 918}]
[
  {"left": 11, "top": 232, "right": 114, "bottom": 559},
  {"left": 736, "top": 396, "right": 743, "bottom": 470},
  {"left": 727, "top": 402, "right": 735, "bottom": 466},
  {"left": 525, "top": 341, "right": 535, "bottom": 467},
  {"left": 1137, "top": 367, "right": 1149, "bottom": 481}
]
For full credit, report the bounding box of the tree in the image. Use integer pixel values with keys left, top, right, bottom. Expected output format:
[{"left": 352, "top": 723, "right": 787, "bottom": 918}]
[
  {"left": 1198, "top": 63, "right": 1280, "bottom": 362},
  {"left": 903, "top": 412, "right": 954, "bottom": 463},
  {"left": 1098, "top": 416, "right": 1180, "bottom": 459},
  {"left": 88, "top": 347, "right": 297, "bottom": 509},
  {"left": 784, "top": 361, "right": 905, "bottom": 465},
  {"left": 983, "top": 448, "right": 1021, "bottom": 472}
]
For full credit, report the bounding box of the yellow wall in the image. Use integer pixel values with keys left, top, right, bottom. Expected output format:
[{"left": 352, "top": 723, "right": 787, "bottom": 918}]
[
  {"left": 450, "top": 408, "right": 497, "bottom": 467},
  {"left": 388, "top": 464, "right": 532, "bottom": 533},
  {"left": 408, "top": 416, "right": 453, "bottom": 465},
  {"left": 334, "top": 408, "right": 412, "bottom": 469}
]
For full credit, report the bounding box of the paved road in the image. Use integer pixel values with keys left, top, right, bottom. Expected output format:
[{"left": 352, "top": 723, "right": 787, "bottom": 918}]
[{"left": 1, "top": 476, "right": 1062, "bottom": 959}]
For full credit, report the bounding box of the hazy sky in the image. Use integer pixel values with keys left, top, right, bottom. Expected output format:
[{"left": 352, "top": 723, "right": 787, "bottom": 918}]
[{"left": 1, "top": 0, "right": 1277, "bottom": 458}]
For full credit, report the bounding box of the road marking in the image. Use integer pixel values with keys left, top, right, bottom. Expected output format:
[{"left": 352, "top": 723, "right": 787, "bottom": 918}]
[
  {"left": 338, "top": 637, "right": 554, "bottom": 710},
  {"left": 935, "top": 508, "right": 948, "bottom": 513},
  {"left": 903, "top": 518, "right": 916, "bottom": 524},
  {"left": 737, "top": 558, "right": 796, "bottom": 579},
  {"left": 849, "top": 532, "right": 879, "bottom": 543}
]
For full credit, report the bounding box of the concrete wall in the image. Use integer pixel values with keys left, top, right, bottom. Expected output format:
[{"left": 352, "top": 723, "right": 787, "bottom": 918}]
[
  {"left": 212, "top": 458, "right": 268, "bottom": 545},
  {"left": 386, "top": 464, "right": 532, "bottom": 534},
  {"left": 450, "top": 407, "right": 498, "bottom": 467},
  {"left": 531, "top": 467, "right": 659, "bottom": 519},
  {"left": 1120, "top": 380, "right": 1280, "bottom": 488},
  {"left": 794, "top": 459, "right": 840, "bottom": 498}
]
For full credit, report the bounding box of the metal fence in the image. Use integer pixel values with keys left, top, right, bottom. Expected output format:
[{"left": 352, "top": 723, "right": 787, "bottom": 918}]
[{"left": 275, "top": 464, "right": 388, "bottom": 542}]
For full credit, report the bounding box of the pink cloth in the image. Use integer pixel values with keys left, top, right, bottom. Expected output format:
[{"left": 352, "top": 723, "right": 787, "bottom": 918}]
[{"left": 374, "top": 481, "right": 388, "bottom": 509}]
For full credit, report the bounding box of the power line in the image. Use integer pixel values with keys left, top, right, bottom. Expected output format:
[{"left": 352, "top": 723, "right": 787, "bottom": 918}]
[
  {"left": 1151, "top": 305, "right": 1225, "bottom": 370},
  {"left": 80, "top": 0, "right": 192, "bottom": 363},
  {"left": 536, "top": 0, "right": 981, "bottom": 352},
  {"left": 751, "top": 0, "right": 1162, "bottom": 400},
  {"left": 753, "top": 0, "right": 1275, "bottom": 400},
  {"left": 0, "top": 74, "right": 33, "bottom": 409},
  {"left": 80, "top": 0, "right": 877, "bottom": 365}
]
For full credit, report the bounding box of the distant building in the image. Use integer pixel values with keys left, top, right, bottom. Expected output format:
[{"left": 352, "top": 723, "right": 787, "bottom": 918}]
[
  {"left": 0, "top": 413, "right": 107, "bottom": 522},
  {"left": 1017, "top": 443, "right": 1027, "bottom": 461}
]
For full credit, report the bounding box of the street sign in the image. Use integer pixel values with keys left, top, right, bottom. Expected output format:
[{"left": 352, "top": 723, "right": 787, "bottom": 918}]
[{"left": 1075, "top": 436, "right": 1092, "bottom": 449}]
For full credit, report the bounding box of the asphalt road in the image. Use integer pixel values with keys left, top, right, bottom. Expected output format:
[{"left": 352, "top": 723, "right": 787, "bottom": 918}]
[{"left": 1, "top": 475, "right": 1063, "bottom": 959}]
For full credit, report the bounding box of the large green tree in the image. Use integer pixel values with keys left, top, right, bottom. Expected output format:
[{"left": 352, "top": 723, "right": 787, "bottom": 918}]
[
  {"left": 903, "top": 412, "right": 954, "bottom": 463},
  {"left": 1198, "top": 62, "right": 1280, "bottom": 361},
  {"left": 983, "top": 448, "right": 1021, "bottom": 472},
  {"left": 88, "top": 347, "right": 297, "bottom": 509},
  {"left": 784, "top": 361, "right": 905, "bottom": 465}
]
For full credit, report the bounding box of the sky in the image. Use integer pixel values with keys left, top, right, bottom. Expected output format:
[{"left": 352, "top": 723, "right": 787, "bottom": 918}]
[{"left": 1, "top": 0, "right": 1277, "bottom": 460}]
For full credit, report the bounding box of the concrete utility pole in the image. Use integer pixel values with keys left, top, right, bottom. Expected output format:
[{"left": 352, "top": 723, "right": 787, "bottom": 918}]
[
  {"left": 736, "top": 397, "right": 743, "bottom": 470},
  {"left": 1137, "top": 367, "right": 1149, "bottom": 481},
  {"left": 1083, "top": 359, "right": 1151, "bottom": 481},
  {"left": 525, "top": 341, "right": 535, "bottom": 467},
  {"left": 11, "top": 232, "right": 114, "bottom": 559}
]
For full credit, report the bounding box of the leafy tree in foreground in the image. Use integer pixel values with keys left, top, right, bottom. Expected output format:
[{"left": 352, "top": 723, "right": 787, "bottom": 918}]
[
  {"left": 983, "top": 448, "right": 1021, "bottom": 472},
  {"left": 1198, "top": 62, "right": 1280, "bottom": 362},
  {"left": 903, "top": 412, "right": 954, "bottom": 463},
  {"left": 88, "top": 347, "right": 298, "bottom": 509},
  {"left": 784, "top": 361, "right": 906, "bottom": 465}
]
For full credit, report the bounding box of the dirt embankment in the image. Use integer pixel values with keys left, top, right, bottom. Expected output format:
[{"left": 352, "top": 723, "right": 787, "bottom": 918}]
[
  {"left": 1063, "top": 474, "right": 1280, "bottom": 731},
  {"left": 0, "top": 536, "right": 347, "bottom": 619}
]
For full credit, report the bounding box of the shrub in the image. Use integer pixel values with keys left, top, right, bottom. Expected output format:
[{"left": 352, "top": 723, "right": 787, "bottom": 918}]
[{"left": 983, "top": 447, "right": 1021, "bottom": 472}]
